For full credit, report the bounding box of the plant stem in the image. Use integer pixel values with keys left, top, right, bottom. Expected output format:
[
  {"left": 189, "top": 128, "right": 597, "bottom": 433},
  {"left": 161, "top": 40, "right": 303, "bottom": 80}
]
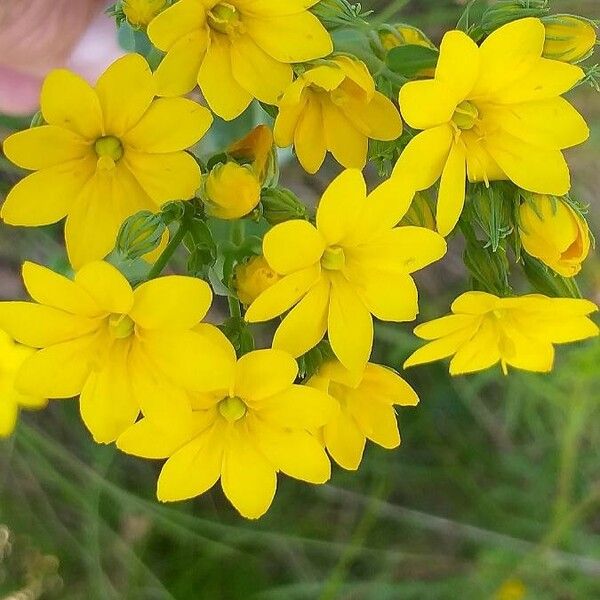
[{"left": 147, "top": 217, "right": 190, "bottom": 280}]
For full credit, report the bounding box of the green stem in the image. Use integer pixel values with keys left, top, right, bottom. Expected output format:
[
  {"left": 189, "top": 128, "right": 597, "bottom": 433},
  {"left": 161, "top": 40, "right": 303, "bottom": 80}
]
[
  {"left": 147, "top": 216, "right": 190, "bottom": 279},
  {"left": 227, "top": 220, "right": 246, "bottom": 319}
]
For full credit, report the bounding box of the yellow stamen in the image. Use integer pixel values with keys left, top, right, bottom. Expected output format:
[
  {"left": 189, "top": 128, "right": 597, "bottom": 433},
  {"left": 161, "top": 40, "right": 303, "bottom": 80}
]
[
  {"left": 218, "top": 396, "right": 247, "bottom": 422},
  {"left": 321, "top": 246, "right": 346, "bottom": 271},
  {"left": 452, "top": 100, "right": 479, "bottom": 130}
]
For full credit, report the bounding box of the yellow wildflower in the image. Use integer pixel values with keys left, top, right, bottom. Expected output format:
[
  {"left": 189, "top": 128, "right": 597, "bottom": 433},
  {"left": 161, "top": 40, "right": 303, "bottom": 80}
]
[
  {"left": 393, "top": 18, "right": 589, "bottom": 236},
  {"left": 495, "top": 579, "right": 527, "bottom": 600},
  {"left": 227, "top": 124, "right": 276, "bottom": 185},
  {"left": 203, "top": 162, "right": 261, "bottom": 220},
  {"left": 0, "top": 330, "right": 46, "bottom": 437},
  {"left": 245, "top": 169, "right": 447, "bottom": 373},
  {"left": 117, "top": 340, "right": 336, "bottom": 519},
  {"left": 543, "top": 15, "right": 597, "bottom": 64},
  {"left": 404, "top": 291, "right": 599, "bottom": 375},
  {"left": 234, "top": 256, "right": 281, "bottom": 306},
  {"left": 0, "top": 261, "right": 229, "bottom": 443},
  {"left": 122, "top": 0, "right": 167, "bottom": 28},
  {"left": 274, "top": 56, "right": 403, "bottom": 173},
  {"left": 519, "top": 195, "right": 590, "bottom": 277},
  {"left": 2, "top": 54, "right": 212, "bottom": 268},
  {"left": 308, "top": 360, "right": 418, "bottom": 470},
  {"left": 148, "top": 0, "right": 333, "bottom": 121}
]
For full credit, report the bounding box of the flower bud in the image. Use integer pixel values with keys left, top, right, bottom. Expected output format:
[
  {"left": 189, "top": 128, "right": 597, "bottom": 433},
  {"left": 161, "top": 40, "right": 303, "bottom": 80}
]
[
  {"left": 260, "top": 187, "right": 308, "bottom": 225},
  {"left": 202, "top": 162, "right": 261, "bottom": 220},
  {"left": 234, "top": 256, "right": 281, "bottom": 306},
  {"left": 228, "top": 125, "right": 278, "bottom": 187},
  {"left": 116, "top": 210, "right": 167, "bottom": 261},
  {"left": 379, "top": 24, "right": 436, "bottom": 52},
  {"left": 121, "top": 0, "right": 167, "bottom": 28},
  {"left": 519, "top": 195, "right": 590, "bottom": 278},
  {"left": 542, "top": 15, "right": 597, "bottom": 64},
  {"left": 400, "top": 192, "right": 435, "bottom": 229},
  {"left": 464, "top": 239, "right": 511, "bottom": 297}
]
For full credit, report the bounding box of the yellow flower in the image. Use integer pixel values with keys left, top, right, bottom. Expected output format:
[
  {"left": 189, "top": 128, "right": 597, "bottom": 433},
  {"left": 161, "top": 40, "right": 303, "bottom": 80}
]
[
  {"left": 495, "top": 579, "right": 527, "bottom": 600},
  {"left": 274, "top": 56, "right": 403, "bottom": 173},
  {"left": 148, "top": 0, "right": 333, "bottom": 121},
  {"left": 2, "top": 54, "right": 212, "bottom": 269},
  {"left": 519, "top": 195, "right": 590, "bottom": 277},
  {"left": 123, "top": 0, "right": 167, "bottom": 28},
  {"left": 0, "top": 330, "right": 47, "bottom": 437},
  {"left": 245, "top": 169, "right": 447, "bottom": 373},
  {"left": 543, "top": 15, "right": 597, "bottom": 64},
  {"left": 404, "top": 291, "right": 599, "bottom": 375},
  {"left": 393, "top": 18, "right": 589, "bottom": 237},
  {"left": 308, "top": 360, "right": 418, "bottom": 470},
  {"left": 117, "top": 340, "right": 336, "bottom": 519},
  {"left": 203, "top": 162, "right": 261, "bottom": 220},
  {"left": 0, "top": 261, "right": 230, "bottom": 443},
  {"left": 227, "top": 124, "right": 276, "bottom": 185},
  {"left": 234, "top": 256, "right": 281, "bottom": 306},
  {"left": 380, "top": 24, "right": 436, "bottom": 52}
]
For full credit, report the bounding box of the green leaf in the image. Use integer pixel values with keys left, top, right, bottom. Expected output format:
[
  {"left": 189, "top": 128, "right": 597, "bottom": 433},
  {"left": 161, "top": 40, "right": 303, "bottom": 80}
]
[{"left": 386, "top": 45, "right": 439, "bottom": 78}]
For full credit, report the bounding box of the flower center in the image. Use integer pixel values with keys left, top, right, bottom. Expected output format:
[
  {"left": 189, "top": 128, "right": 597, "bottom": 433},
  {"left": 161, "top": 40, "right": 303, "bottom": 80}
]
[
  {"left": 108, "top": 314, "right": 135, "bottom": 339},
  {"left": 452, "top": 100, "right": 479, "bottom": 131},
  {"left": 321, "top": 246, "right": 346, "bottom": 271},
  {"left": 95, "top": 136, "right": 124, "bottom": 161},
  {"left": 218, "top": 396, "right": 247, "bottom": 422},
  {"left": 208, "top": 3, "right": 243, "bottom": 35}
]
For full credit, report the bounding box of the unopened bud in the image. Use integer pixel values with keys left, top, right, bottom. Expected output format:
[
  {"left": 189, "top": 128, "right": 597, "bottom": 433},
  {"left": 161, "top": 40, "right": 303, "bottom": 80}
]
[
  {"left": 121, "top": 0, "right": 167, "bottom": 28},
  {"left": 228, "top": 125, "right": 278, "bottom": 187},
  {"left": 234, "top": 255, "right": 281, "bottom": 306},
  {"left": 379, "top": 23, "right": 436, "bottom": 52},
  {"left": 464, "top": 240, "right": 511, "bottom": 297},
  {"left": 542, "top": 15, "right": 597, "bottom": 64},
  {"left": 116, "top": 210, "right": 166, "bottom": 261},
  {"left": 260, "top": 187, "right": 308, "bottom": 225}
]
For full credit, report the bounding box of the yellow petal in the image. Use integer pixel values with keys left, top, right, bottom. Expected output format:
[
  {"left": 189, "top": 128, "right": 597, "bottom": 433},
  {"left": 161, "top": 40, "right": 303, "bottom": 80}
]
[
  {"left": 220, "top": 423, "right": 277, "bottom": 519},
  {"left": 263, "top": 220, "right": 325, "bottom": 275},
  {"left": 362, "top": 92, "right": 403, "bottom": 141},
  {"left": 21, "top": 262, "right": 101, "bottom": 318},
  {"left": 243, "top": 12, "right": 332, "bottom": 63},
  {"left": 236, "top": 0, "right": 321, "bottom": 16},
  {"left": 16, "top": 334, "right": 100, "bottom": 398},
  {"left": 79, "top": 339, "right": 139, "bottom": 443},
  {"left": 322, "top": 99, "right": 368, "bottom": 169},
  {"left": 158, "top": 422, "right": 225, "bottom": 502},
  {"left": 1, "top": 158, "right": 95, "bottom": 227},
  {"left": 274, "top": 90, "right": 308, "bottom": 147},
  {"left": 328, "top": 274, "right": 373, "bottom": 373},
  {"left": 400, "top": 79, "right": 457, "bottom": 130},
  {"left": 361, "top": 363, "right": 419, "bottom": 407},
  {"left": 316, "top": 169, "right": 366, "bottom": 246},
  {"left": 95, "top": 54, "right": 156, "bottom": 137},
  {"left": 449, "top": 319, "right": 500, "bottom": 375},
  {"left": 436, "top": 140, "right": 467, "bottom": 236},
  {"left": 323, "top": 410, "right": 366, "bottom": 470},
  {"left": 350, "top": 399, "right": 400, "bottom": 448},
  {"left": 198, "top": 33, "right": 253, "bottom": 121},
  {"left": 3, "top": 126, "right": 92, "bottom": 170},
  {"left": 147, "top": 0, "right": 206, "bottom": 50},
  {"left": 404, "top": 326, "right": 479, "bottom": 369},
  {"left": 193, "top": 323, "right": 238, "bottom": 365},
  {"left": 251, "top": 419, "right": 331, "bottom": 483},
  {"left": 272, "top": 277, "right": 330, "bottom": 358},
  {"left": 230, "top": 34, "right": 292, "bottom": 104},
  {"left": 0, "top": 303, "right": 100, "bottom": 348},
  {"left": 0, "top": 401, "right": 18, "bottom": 438},
  {"left": 234, "top": 349, "right": 298, "bottom": 403},
  {"left": 413, "top": 314, "right": 477, "bottom": 340},
  {"left": 41, "top": 69, "right": 103, "bottom": 140},
  {"left": 485, "top": 132, "right": 570, "bottom": 196},
  {"left": 294, "top": 94, "right": 326, "bottom": 174},
  {"left": 130, "top": 276, "right": 212, "bottom": 330},
  {"left": 499, "top": 320, "right": 555, "bottom": 373},
  {"left": 245, "top": 266, "right": 321, "bottom": 323},
  {"left": 154, "top": 30, "right": 207, "bottom": 97},
  {"left": 259, "top": 383, "right": 336, "bottom": 430},
  {"left": 74, "top": 261, "right": 134, "bottom": 315},
  {"left": 452, "top": 291, "right": 500, "bottom": 314},
  {"left": 125, "top": 149, "right": 201, "bottom": 205},
  {"left": 435, "top": 30, "right": 480, "bottom": 101},
  {"left": 392, "top": 125, "right": 453, "bottom": 191},
  {"left": 124, "top": 97, "right": 212, "bottom": 153}
]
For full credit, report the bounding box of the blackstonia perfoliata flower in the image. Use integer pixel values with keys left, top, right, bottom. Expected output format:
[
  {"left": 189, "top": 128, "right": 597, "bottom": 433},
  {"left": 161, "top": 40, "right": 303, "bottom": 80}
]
[
  {"left": 148, "top": 0, "right": 333, "bottom": 120},
  {"left": 0, "top": 330, "right": 47, "bottom": 437},
  {"left": 274, "top": 56, "right": 403, "bottom": 173},
  {"left": 393, "top": 18, "right": 589, "bottom": 236},
  {"left": 404, "top": 292, "right": 599, "bottom": 375},
  {"left": 0, "top": 261, "right": 230, "bottom": 443},
  {"left": 117, "top": 338, "right": 336, "bottom": 519},
  {"left": 519, "top": 195, "right": 590, "bottom": 278},
  {"left": 2, "top": 54, "right": 212, "bottom": 268},
  {"left": 308, "top": 360, "right": 419, "bottom": 470},
  {"left": 245, "top": 169, "right": 447, "bottom": 373}
]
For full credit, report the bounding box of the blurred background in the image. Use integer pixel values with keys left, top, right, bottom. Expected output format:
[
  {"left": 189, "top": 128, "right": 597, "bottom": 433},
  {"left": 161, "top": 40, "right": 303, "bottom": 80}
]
[{"left": 0, "top": 0, "right": 599, "bottom": 598}]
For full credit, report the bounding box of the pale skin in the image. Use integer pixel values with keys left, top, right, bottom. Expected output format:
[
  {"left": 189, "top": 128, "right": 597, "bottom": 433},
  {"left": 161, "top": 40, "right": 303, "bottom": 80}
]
[{"left": 0, "top": 0, "right": 122, "bottom": 115}]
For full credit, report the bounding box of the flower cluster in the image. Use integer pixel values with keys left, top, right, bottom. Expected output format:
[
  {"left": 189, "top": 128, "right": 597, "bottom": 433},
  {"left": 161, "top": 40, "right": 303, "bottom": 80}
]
[{"left": 0, "top": 0, "right": 598, "bottom": 519}]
